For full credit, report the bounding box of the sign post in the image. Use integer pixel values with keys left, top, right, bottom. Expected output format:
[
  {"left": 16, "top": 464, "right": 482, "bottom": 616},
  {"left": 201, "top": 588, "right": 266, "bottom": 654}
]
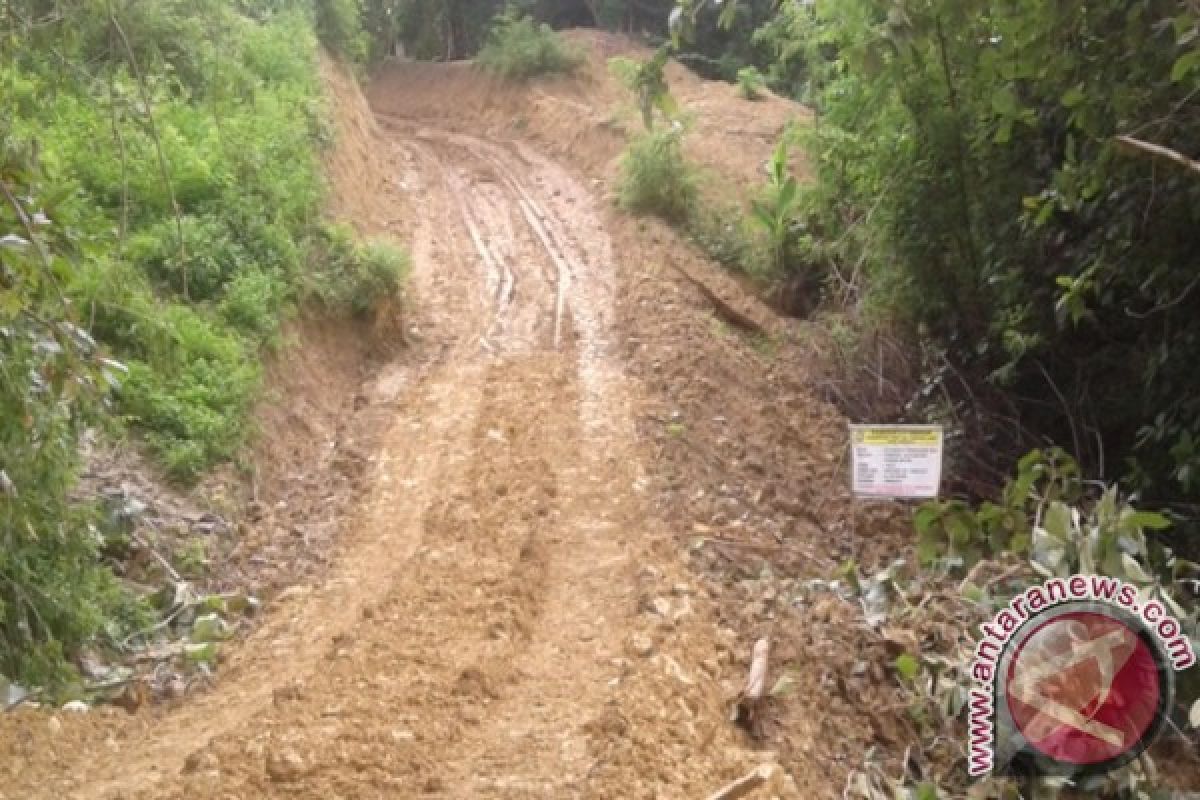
[{"left": 849, "top": 424, "right": 944, "bottom": 499}]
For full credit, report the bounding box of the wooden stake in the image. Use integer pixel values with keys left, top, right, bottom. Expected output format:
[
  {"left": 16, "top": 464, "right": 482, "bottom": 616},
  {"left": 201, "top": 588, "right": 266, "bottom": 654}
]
[
  {"left": 704, "top": 764, "right": 777, "bottom": 800},
  {"left": 731, "top": 637, "right": 770, "bottom": 735},
  {"left": 743, "top": 637, "right": 770, "bottom": 701}
]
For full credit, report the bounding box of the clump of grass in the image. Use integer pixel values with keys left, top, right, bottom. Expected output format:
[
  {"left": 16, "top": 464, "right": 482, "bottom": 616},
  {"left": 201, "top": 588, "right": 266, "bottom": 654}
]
[
  {"left": 310, "top": 223, "right": 409, "bottom": 317},
  {"left": 476, "top": 9, "right": 581, "bottom": 80},
  {"left": 617, "top": 128, "right": 699, "bottom": 226}
]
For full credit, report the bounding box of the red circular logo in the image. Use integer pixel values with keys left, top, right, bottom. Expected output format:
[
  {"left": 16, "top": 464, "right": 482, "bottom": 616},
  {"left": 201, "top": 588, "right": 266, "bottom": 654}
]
[{"left": 1005, "top": 611, "right": 1162, "bottom": 766}]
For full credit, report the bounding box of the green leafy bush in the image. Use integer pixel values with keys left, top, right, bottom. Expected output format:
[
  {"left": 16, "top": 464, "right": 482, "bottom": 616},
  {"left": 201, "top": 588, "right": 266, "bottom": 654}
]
[
  {"left": 736, "top": 65, "right": 766, "bottom": 99},
  {"left": 617, "top": 128, "right": 699, "bottom": 225},
  {"left": 477, "top": 9, "right": 581, "bottom": 80},
  {"left": 0, "top": 142, "right": 147, "bottom": 688},
  {"left": 786, "top": 0, "right": 1200, "bottom": 514},
  {"left": 129, "top": 215, "right": 247, "bottom": 301},
  {"left": 117, "top": 304, "right": 260, "bottom": 483},
  {"left": 219, "top": 268, "right": 286, "bottom": 336},
  {"left": 609, "top": 47, "right": 678, "bottom": 131},
  {"left": 749, "top": 137, "right": 802, "bottom": 275},
  {"left": 0, "top": 0, "right": 371, "bottom": 686},
  {"left": 315, "top": 0, "right": 367, "bottom": 62},
  {"left": 350, "top": 240, "right": 408, "bottom": 315},
  {"left": 310, "top": 224, "right": 409, "bottom": 316}
]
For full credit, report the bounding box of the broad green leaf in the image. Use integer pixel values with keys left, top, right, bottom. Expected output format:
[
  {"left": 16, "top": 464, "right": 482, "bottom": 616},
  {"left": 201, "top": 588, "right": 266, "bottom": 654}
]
[
  {"left": 1120, "top": 510, "right": 1172, "bottom": 532},
  {"left": 1172, "top": 51, "right": 1200, "bottom": 82},
  {"left": 914, "top": 504, "right": 940, "bottom": 534},
  {"left": 916, "top": 535, "right": 941, "bottom": 566},
  {"left": 184, "top": 642, "right": 218, "bottom": 666},
  {"left": 1120, "top": 553, "right": 1151, "bottom": 583},
  {"left": 750, "top": 203, "right": 775, "bottom": 231},
  {"left": 1061, "top": 86, "right": 1085, "bottom": 108},
  {"left": 778, "top": 178, "right": 798, "bottom": 211},
  {"left": 945, "top": 514, "right": 972, "bottom": 546},
  {"left": 1042, "top": 502, "right": 1071, "bottom": 540},
  {"left": 895, "top": 653, "right": 920, "bottom": 681},
  {"left": 994, "top": 120, "right": 1013, "bottom": 144},
  {"left": 915, "top": 783, "right": 940, "bottom": 800},
  {"left": 991, "top": 86, "right": 1018, "bottom": 116}
]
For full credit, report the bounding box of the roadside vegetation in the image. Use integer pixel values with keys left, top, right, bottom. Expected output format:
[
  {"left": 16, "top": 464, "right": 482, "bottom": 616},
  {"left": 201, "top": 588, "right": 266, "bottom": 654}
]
[
  {"left": 476, "top": 8, "right": 581, "bottom": 80},
  {"left": 1, "top": 0, "right": 404, "bottom": 691}
]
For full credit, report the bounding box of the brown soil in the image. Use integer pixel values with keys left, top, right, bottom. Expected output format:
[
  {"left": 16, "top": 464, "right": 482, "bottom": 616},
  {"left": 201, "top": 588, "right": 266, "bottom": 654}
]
[{"left": 0, "top": 36, "right": 1020, "bottom": 800}]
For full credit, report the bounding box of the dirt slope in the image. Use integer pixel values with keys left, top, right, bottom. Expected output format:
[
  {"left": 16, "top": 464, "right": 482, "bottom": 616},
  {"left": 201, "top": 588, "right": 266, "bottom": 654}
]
[{"left": 0, "top": 37, "right": 915, "bottom": 800}]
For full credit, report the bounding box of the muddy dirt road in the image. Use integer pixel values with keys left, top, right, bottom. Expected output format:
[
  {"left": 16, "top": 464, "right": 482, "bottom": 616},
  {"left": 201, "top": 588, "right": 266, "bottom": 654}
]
[{"left": 0, "top": 70, "right": 808, "bottom": 798}]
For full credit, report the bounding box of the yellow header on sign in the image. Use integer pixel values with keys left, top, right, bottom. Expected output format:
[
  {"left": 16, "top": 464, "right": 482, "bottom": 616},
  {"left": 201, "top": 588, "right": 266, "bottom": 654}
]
[{"left": 854, "top": 429, "right": 941, "bottom": 446}]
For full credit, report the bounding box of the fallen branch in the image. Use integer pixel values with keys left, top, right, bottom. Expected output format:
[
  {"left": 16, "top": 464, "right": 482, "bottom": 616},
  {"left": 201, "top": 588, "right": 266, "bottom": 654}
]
[
  {"left": 1114, "top": 134, "right": 1200, "bottom": 177},
  {"left": 667, "top": 261, "right": 768, "bottom": 337},
  {"left": 704, "top": 764, "right": 777, "bottom": 800}
]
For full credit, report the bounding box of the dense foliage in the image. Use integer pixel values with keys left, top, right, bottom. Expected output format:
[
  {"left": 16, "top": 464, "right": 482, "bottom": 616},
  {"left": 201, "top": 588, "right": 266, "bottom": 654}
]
[
  {"left": 476, "top": 8, "right": 581, "bottom": 80},
  {"left": 0, "top": 0, "right": 405, "bottom": 687},
  {"left": 782, "top": 0, "right": 1200, "bottom": 520}
]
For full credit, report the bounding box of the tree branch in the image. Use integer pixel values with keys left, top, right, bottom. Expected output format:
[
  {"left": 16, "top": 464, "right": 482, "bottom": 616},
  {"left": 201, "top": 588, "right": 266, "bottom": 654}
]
[{"left": 1114, "top": 134, "right": 1200, "bottom": 177}]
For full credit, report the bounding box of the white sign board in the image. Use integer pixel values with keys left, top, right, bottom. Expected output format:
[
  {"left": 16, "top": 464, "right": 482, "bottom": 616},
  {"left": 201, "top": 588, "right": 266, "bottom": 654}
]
[{"left": 850, "top": 425, "right": 944, "bottom": 499}]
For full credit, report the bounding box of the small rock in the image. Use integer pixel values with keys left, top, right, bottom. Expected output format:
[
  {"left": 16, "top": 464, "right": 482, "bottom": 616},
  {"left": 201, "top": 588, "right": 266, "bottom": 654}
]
[
  {"left": 630, "top": 633, "right": 655, "bottom": 658},
  {"left": 183, "top": 750, "right": 219, "bottom": 774},
  {"left": 276, "top": 585, "right": 312, "bottom": 603},
  {"left": 671, "top": 583, "right": 693, "bottom": 596},
  {"left": 265, "top": 748, "right": 306, "bottom": 782},
  {"left": 650, "top": 597, "right": 672, "bottom": 618},
  {"left": 638, "top": 565, "right": 662, "bottom": 582},
  {"left": 672, "top": 598, "right": 694, "bottom": 623},
  {"left": 61, "top": 701, "right": 89, "bottom": 714},
  {"left": 47, "top": 716, "right": 62, "bottom": 734},
  {"left": 390, "top": 729, "right": 415, "bottom": 743}
]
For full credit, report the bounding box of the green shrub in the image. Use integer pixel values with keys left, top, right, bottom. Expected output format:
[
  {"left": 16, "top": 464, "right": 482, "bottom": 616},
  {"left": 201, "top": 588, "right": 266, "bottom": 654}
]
[
  {"left": 309, "top": 224, "right": 409, "bottom": 316},
  {"left": 609, "top": 47, "right": 677, "bottom": 130},
  {"left": 749, "top": 138, "right": 802, "bottom": 275},
  {"left": 129, "top": 215, "right": 248, "bottom": 301},
  {"left": 315, "top": 0, "right": 367, "bottom": 62},
  {"left": 219, "top": 268, "right": 287, "bottom": 336},
  {"left": 617, "top": 128, "right": 699, "bottom": 225},
  {"left": 736, "top": 66, "right": 766, "bottom": 100},
  {"left": 791, "top": 0, "right": 1200, "bottom": 510},
  {"left": 0, "top": 0, "right": 396, "bottom": 687},
  {"left": 350, "top": 240, "right": 408, "bottom": 315},
  {"left": 0, "top": 142, "right": 149, "bottom": 690},
  {"left": 477, "top": 9, "right": 581, "bottom": 80},
  {"left": 118, "top": 312, "right": 260, "bottom": 485}
]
